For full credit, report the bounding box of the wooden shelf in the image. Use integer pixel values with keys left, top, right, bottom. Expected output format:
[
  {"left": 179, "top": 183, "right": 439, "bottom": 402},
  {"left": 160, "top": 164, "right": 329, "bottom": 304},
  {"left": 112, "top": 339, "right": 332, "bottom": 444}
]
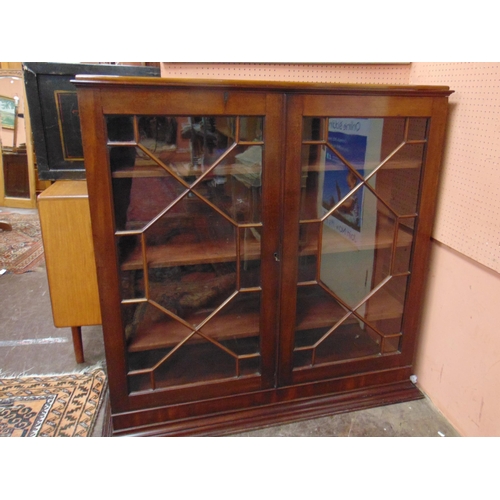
[
  {"left": 300, "top": 222, "right": 412, "bottom": 255},
  {"left": 128, "top": 310, "right": 261, "bottom": 353},
  {"left": 112, "top": 155, "right": 419, "bottom": 179},
  {"left": 303, "top": 159, "right": 422, "bottom": 173},
  {"left": 112, "top": 164, "right": 170, "bottom": 178},
  {"left": 296, "top": 285, "right": 403, "bottom": 333},
  {"left": 127, "top": 284, "right": 402, "bottom": 353},
  {"left": 128, "top": 299, "right": 261, "bottom": 353},
  {"left": 120, "top": 220, "right": 411, "bottom": 271},
  {"left": 121, "top": 237, "right": 261, "bottom": 270},
  {"left": 112, "top": 160, "right": 261, "bottom": 180}
]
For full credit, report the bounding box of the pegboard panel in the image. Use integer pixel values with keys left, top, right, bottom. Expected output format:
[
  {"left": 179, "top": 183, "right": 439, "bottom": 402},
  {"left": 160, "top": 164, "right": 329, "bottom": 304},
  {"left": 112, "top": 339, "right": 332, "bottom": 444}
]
[
  {"left": 161, "top": 63, "right": 410, "bottom": 84},
  {"left": 410, "top": 63, "right": 500, "bottom": 273},
  {"left": 160, "top": 63, "right": 500, "bottom": 273}
]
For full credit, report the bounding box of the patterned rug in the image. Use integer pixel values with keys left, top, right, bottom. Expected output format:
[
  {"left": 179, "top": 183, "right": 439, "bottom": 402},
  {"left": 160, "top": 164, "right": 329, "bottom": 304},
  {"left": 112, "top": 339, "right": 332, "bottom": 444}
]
[
  {"left": 0, "top": 367, "right": 107, "bottom": 437},
  {"left": 0, "top": 210, "right": 45, "bottom": 273}
]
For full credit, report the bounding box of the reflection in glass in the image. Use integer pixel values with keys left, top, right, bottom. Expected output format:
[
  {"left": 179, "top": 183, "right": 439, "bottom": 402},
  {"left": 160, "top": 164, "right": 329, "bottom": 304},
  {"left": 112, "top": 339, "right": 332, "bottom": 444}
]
[
  {"left": 393, "top": 222, "right": 415, "bottom": 275},
  {"left": 367, "top": 142, "right": 426, "bottom": 215},
  {"left": 359, "top": 275, "right": 408, "bottom": 336},
  {"left": 106, "top": 114, "right": 265, "bottom": 391},
  {"left": 127, "top": 332, "right": 260, "bottom": 392},
  {"left": 199, "top": 291, "right": 261, "bottom": 354},
  {"left": 240, "top": 226, "right": 261, "bottom": 288},
  {"left": 239, "top": 116, "right": 263, "bottom": 142},
  {"left": 298, "top": 222, "right": 320, "bottom": 283},
  {"left": 1, "top": 75, "right": 31, "bottom": 200},
  {"left": 191, "top": 144, "right": 263, "bottom": 224},
  {"left": 407, "top": 118, "right": 428, "bottom": 141},
  {"left": 302, "top": 117, "right": 324, "bottom": 141},
  {"left": 295, "top": 285, "right": 351, "bottom": 338},
  {"left": 106, "top": 115, "right": 134, "bottom": 142},
  {"left": 295, "top": 320, "right": 381, "bottom": 368},
  {"left": 294, "top": 116, "right": 428, "bottom": 368}
]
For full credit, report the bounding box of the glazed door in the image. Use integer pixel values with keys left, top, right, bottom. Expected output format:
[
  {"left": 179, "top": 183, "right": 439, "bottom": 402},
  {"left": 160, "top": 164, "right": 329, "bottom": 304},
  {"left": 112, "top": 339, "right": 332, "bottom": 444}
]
[
  {"left": 278, "top": 93, "right": 447, "bottom": 386},
  {"left": 80, "top": 87, "right": 283, "bottom": 411}
]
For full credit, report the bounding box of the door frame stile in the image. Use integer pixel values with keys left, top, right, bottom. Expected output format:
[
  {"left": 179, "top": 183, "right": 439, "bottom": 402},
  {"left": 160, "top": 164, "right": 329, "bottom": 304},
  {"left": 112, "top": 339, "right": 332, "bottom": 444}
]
[
  {"left": 260, "top": 91, "right": 286, "bottom": 389},
  {"left": 277, "top": 93, "right": 304, "bottom": 386}
]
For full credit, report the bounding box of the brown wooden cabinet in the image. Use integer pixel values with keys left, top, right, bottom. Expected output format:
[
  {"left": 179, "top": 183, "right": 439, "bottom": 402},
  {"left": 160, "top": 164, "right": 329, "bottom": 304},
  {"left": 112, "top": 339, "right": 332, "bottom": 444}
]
[{"left": 75, "top": 76, "right": 452, "bottom": 436}]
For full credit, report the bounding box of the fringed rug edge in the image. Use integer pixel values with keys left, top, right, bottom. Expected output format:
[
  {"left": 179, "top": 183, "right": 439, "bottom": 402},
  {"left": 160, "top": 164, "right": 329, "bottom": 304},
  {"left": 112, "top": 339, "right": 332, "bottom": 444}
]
[{"left": 0, "top": 364, "right": 108, "bottom": 437}]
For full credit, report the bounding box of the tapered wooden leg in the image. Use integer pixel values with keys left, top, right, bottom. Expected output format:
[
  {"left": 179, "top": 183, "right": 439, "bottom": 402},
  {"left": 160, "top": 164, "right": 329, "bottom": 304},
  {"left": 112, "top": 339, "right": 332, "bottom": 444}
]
[{"left": 71, "top": 326, "right": 85, "bottom": 363}]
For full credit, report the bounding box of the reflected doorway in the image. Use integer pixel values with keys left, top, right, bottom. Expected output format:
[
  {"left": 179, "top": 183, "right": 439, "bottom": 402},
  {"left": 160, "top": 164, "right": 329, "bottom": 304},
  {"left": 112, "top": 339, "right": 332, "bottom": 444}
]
[{"left": 0, "top": 68, "right": 36, "bottom": 208}]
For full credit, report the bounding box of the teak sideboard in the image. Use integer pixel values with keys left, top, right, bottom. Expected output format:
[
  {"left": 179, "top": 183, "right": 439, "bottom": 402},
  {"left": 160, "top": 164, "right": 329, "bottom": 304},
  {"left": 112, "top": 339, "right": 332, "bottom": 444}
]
[{"left": 74, "top": 76, "right": 453, "bottom": 436}]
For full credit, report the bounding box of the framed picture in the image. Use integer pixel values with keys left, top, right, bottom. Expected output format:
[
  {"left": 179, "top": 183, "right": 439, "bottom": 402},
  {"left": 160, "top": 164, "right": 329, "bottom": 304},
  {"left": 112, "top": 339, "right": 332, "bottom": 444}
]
[{"left": 0, "top": 94, "right": 16, "bottom": 129}]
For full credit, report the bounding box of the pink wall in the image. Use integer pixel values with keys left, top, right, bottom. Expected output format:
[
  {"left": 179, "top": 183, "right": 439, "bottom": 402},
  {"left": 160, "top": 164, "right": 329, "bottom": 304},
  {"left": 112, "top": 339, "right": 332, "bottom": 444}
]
[
  {"left": 410, "top": 63, "right": 500, "bottom": 273},
  {"left": 410, "top": 63, "right": 500, "bottom": 436},
  {"left": 415, "top": 241, "right": 500, "bottom": 436},
  {"left": 161, "top": 62, "right": 411, "bottom": 84}
]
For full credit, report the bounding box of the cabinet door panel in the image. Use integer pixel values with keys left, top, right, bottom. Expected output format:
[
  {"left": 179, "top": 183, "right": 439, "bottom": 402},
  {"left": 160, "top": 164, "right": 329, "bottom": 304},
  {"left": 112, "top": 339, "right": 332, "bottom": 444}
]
[
  {"left": 280, "top": 96, "right": 432, "bottom": 384},
  {"left": 81, "top": 90, "right": 282, "bottom": 410},
  {"left": 111, "top": 113, "right": 266, "bottom": 394}
]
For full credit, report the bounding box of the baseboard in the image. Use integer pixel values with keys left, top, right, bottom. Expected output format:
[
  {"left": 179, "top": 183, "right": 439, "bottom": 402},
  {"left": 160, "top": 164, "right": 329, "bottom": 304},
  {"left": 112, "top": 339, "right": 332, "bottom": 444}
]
[{"left": 109, "top": 380, "right": 423, "bottom": 437}]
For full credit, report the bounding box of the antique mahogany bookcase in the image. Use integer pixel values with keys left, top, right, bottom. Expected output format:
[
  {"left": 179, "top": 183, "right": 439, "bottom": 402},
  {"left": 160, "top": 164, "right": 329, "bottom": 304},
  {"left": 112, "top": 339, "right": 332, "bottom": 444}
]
[{"left": 74, "top": 76, "right": 452, "bottom": 436}]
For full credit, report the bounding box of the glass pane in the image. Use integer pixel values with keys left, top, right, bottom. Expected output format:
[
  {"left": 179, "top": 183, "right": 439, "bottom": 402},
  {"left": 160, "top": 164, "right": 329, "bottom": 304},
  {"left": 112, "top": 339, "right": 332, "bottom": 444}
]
[
  {"left": 175, "top": 116, "right": 234, "bottom": 170},
  {"left": 320, "top": 187, "right": 397, "bottom": 309},
  {"left": 381, "top": 334, "right": 402, "bottom": 354},
  {"left": 294, "top": 315, "right": 382, "bottom": 368},
  {"left": 112, "top": 172, "right": 187, "bottom": 232},
  {"left": 368, "top": 143, "right": 425, "bottom": 215},
  {"left": 147, "top": 264, "right": 236, "bottom": 323},
  {"left": 141, "top": 116, "right": 236, "bottom": 183},
  {"left": 312, "top": 319, "right": 382, "bottom": 365},
  {"left": 327, "top": 118, "right": 385, "bottom": 178},
  {"left": 295, "top": 285, "right": 351, "bottom": 344},
  {"left": 192, "top": 144, "right": 263, "bottom": 224},
  {"left": 294, "top": 116, "right": 423, "bottom": 369},
  {"left": 300, "top": 144, "right": 326, "bottom": 220},
  {"left": 298, "top": 222, "right": 320, "bottom": 283},
  {"left": 378, "top": 118, "right": 405, "bottom": 163},
  {"left": 240, "top": 226, "right": 261, "bottom": 288},
  {"left": 407, "top": 118, "right": 428, "bottom": 141},
  {"left": 128, "top": 336, "right": 239, "bottom": 391},
  {"left": 137, "top": 116, "right": 178, "bottom": 152},
  {"left": 239, "top": 116, "right": 263, "bottom": 142},
  {"left": 108, "top": 114, "right": 265, "bottom": 393},
  {"left": 124, "top": 301, "right": 194, "bottom": 349},
  {"left": 2, "top": 152, "right": 30, "bottom": 198},
  {"left": 300, "top": 117, "right": 384, "bottom": 221},
  {"left": 125, "top": 291, "right": 262, "bottom": 391},
  {"left": 393, "top": 221, "right": 415, "bottom": 275},
  {"left": 199, "top": 291, "right": 261, "bottom": 355},
  {"left": 302, "top": 117, "right": 324, "bottom": 141},
  {"left": 106, "top": 115, "right": 134, "bottom": 142},
  {"left": 119, "top": 268, "right": 145, "bottom": 301},
  {"left": 300, "top": 143, "right": 364, "bottom": 222},
  {"left": 359, "top": 275, "right": 408, "bottom": 333},
  {"left": 109, "top": 146, "right": 137, "bottom": 173}
]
